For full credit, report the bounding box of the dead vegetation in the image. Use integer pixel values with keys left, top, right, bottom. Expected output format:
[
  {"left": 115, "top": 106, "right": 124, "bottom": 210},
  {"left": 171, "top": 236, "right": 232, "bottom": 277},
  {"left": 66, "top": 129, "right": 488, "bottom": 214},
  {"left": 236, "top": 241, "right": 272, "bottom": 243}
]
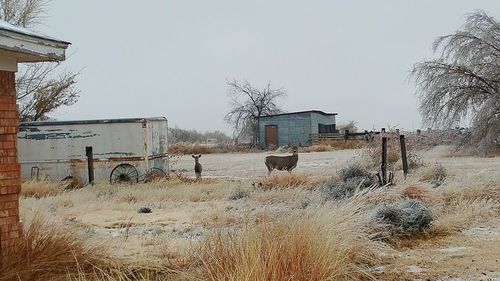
[
  {"left": 300, "top": 140, "right": 364, "bottom": 153},
  {"left": 9, "top": 147, "right": 500, "bottom": 280},
  {"left": 168, "top": 142, "right": 257, "bottom": 155},
  {"left": 194, "top": 204, "right": 384, "bottom": 281},
  {"left": 260, "top": 173, "right": 321, "bottom": 190},
  {"left": 21, "top": 180, "right": 65, "bottom": 198},
  {"left": 0, "top": 216, "right": 109, "bottom": 281}
]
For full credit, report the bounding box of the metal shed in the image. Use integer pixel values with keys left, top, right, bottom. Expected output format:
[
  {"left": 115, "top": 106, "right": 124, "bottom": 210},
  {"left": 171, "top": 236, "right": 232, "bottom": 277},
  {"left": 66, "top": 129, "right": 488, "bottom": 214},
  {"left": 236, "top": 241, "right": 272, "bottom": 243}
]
[{"left": 258, "top": 110, "right": 338, "bottom": 149}]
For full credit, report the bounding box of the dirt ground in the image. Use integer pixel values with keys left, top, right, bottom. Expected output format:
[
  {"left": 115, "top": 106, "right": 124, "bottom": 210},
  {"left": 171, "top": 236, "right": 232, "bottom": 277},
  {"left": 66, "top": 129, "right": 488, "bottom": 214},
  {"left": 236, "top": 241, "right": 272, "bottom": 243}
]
[
  {"left": 175, "top": 149, "right": 363, "bottom": 179},
  {"left": 19, "top": 146, "right": 500, "bottom": 280},
  {"left": 175, "top": 145, "right": 500, "bottom": 181}
]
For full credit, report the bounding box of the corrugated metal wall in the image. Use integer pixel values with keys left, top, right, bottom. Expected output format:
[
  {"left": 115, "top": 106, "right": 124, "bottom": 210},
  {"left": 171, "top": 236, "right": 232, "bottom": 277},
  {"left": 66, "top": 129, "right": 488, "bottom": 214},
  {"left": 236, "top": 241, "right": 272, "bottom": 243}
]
[{"left": 259, "top": 112, "right": 336, "bottom": 149}]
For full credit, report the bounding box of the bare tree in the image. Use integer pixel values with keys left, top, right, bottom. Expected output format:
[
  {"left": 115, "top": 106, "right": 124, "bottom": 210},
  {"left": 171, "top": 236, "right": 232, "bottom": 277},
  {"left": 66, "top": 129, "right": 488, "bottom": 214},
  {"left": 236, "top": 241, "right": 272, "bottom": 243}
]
[
  {"left": 0, "top": 0, "right": 80, "bottom": 121},
  {"left": 225, "top": 80, "right": 286, "bottom": 146},
  {"left": 0, "top": 0, "right": 48, "bottom": 27},
  {"left": 411, "top": 10, "right": 500, "bottom": 154},
  {"left": 338, "top": 120, "right": 358, "bottom": 133}
]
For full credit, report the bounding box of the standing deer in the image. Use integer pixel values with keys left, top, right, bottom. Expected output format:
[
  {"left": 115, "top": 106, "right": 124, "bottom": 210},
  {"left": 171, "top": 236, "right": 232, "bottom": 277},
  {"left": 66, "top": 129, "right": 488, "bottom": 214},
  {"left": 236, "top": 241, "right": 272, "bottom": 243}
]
[
  {"left": 264, "top": 146, "right": 299, "bottom": 175},
  {"left": 192, "top": 154, "right": 202, "bottom": 181}
]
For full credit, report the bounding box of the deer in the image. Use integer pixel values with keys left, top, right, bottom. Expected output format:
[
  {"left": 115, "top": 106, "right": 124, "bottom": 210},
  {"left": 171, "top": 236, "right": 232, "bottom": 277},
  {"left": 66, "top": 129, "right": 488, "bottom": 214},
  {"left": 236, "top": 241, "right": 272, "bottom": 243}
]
[
  {"left": 192, "top": 154, "right": 202, "bottom": 181},
  {"left": 264, "top": 146, "right": 299, "bottom": 175}
]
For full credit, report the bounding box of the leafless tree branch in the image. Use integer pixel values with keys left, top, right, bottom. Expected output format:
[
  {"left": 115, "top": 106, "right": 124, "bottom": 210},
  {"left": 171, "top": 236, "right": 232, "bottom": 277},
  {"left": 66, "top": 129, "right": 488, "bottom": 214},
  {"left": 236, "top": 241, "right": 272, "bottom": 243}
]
[
  {"left": 411, "top": 10, "right": 500, "bottom": 154},
  {"left": 224, "top": 80, "right": 286, "bottom": 146},
  {"left": 1, "top": 0, "right": 81, "bottom": 121}
]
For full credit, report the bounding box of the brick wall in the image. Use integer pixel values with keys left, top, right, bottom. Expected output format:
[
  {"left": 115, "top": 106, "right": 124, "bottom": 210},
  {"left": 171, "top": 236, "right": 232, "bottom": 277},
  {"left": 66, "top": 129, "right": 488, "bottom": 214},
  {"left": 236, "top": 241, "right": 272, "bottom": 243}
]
[{"left": 0, "top": 70, "right": 22, "bottom": 254}]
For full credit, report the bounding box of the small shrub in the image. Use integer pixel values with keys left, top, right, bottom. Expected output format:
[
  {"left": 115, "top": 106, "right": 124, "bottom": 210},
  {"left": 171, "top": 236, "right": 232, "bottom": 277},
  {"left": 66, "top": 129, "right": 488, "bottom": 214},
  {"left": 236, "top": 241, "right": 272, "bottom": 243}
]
[
  {"left": 375, "top": 199, "right": 433, "bottom": 237},
  {"left": 228, "top": 189, "right": 250, "bottom": 200},
  {"left": 407, "top": 153, "right": 424, "bottom": 169},
  {"left": 338, "top": 163, "right": 374, "bottom": 183},
  {"left": 430, "top": 163, "right": 447, "bottom": 188},
  {"left": 319, "top": 164, "right": 377, "bottom": 201},
  {"left": 138, "top": 207, "right": 152, "bottom": 213},
  {"left": 319, "top": 180, "right": 355, "bottom": 201},
  {"left": 319, "top": 177, "right": 374, "bottom": 201}
]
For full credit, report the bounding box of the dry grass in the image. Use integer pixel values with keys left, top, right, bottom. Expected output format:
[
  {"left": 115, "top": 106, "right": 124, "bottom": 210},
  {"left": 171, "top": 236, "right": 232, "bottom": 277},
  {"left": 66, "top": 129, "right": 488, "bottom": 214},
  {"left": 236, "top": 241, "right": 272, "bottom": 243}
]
[
  {"left": 429, "top": 185, "right": 500, "bottom": 236},
  {"left": 21, "top": 180, "right": 65, "bottom": 198},
  {"left": 325, "top": 140, "right": 364, "bottom": 150},
  {"left": 168, "top": 143, "right": 257, "bottom": 155},
  {"left": 301, "top": 140, "right": 364, "bottom": 153},
  {"left": 261, "top": 173, "right": 322, "bottom": 190},
  {"left": 193, "top": 203, "right": 385, "bottom": 281},
  {"left": 168, "top": 143, "right": 212, "bottom": 155},
  {"left": 0, "top": 216, "right": 109, "bottom": 281},
  {"left": 11, "top": 147, "right": 500, "bottom": 280},
  {"left": 300, "top": 144, "right": 333, "bottom": 152},
  {"left": 400, "top": 184, "right": 433, "bottom": 203}
]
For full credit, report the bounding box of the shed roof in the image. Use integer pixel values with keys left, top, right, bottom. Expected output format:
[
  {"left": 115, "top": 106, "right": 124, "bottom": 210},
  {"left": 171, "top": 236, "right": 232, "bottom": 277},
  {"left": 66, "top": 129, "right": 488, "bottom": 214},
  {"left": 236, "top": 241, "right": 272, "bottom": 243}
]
[
  {"left": 260, "top": 110, "right": 338, "bottom": 119},
  {"left": 0, "top": 19, "right": 70, "bottom": 66}
]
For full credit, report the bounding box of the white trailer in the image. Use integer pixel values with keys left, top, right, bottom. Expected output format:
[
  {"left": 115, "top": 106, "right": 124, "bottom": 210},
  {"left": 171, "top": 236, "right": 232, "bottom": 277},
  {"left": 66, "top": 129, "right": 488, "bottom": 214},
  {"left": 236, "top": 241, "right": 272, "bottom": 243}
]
[{"left": 18, "top": 117, "right": 169, "bottom": 185}]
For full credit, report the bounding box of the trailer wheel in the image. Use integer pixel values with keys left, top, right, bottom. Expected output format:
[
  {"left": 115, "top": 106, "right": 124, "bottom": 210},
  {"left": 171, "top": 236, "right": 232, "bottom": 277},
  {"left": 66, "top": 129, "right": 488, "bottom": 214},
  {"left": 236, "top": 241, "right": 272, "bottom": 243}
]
[
  {"left": 144, "top": 167, "right": 168, "bottom": 183},
  {"left": 110, "top": 164, "right": 139, "bottom": 184}
]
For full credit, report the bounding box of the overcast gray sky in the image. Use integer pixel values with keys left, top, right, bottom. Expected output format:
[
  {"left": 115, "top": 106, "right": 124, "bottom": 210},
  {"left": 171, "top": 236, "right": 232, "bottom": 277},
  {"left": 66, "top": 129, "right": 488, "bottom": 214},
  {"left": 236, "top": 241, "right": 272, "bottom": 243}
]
[{"left": 39, "top": 0, "right": 500, "bottom": 133}]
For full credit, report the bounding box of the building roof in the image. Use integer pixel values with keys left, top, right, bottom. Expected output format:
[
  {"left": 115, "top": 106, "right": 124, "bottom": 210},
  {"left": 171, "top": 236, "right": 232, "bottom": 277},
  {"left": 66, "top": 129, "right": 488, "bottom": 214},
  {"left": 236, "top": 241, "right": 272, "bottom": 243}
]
[
  {"left": 260, "top": 110, "right": 338, "bottom": 119},
  {"left": 0, "top": 19, "right": 70, "bottom": 67},
  {"left": 20, "top": 117, "right": 167, "bottom": 127},
  {"left": 0, "top": 20, "right": 69, "bottom": 44}
]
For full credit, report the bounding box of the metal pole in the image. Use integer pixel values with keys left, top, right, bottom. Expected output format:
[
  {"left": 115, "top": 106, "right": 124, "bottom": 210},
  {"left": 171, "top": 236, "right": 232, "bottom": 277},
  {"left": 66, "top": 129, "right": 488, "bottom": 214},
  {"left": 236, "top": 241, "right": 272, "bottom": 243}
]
[
  {"left": 381, "top": 137, "right": 387, "bottom": 184},
  {"left": 86, "top": 146, "right": 94, "bottom": 185},
  {"left": 400, "top": 135, "right": 408, "bottom": 179}
]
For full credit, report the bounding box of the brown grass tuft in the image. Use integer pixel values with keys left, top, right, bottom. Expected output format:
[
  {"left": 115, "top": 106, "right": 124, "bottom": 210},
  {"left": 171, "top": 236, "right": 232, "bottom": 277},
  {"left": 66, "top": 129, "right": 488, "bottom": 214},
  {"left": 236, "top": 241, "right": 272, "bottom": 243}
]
[
  {"left": 261, "top": 173, "right": 320, "bottom": 190},
  {"left": 401, "top": 184, "right": 433, "bottom": 203},
  {"left": 0, "top": 216, "right": 109, "bottom": 281},
  {"left": 21, "top": 180, "right": 65, "bottom": 198},
  {"left": 194, "top": 203, "right": 384, "bottom": 281}
]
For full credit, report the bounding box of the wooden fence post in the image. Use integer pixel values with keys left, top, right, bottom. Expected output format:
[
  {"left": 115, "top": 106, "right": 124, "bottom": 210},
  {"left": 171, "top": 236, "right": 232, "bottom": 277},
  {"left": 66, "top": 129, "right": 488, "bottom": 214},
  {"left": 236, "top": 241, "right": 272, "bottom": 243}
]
[
  {"left": 400, "top": 135, "right": 408, "bottom": 179},
  {"left": 381, "top": 137, "right": 387, "bottom": 184},
  {"left": 86, "top": 146, "right": 94, "bottom": 185},
  {"left": 344, "top": 129, "right": 349, "bottom": 141}
]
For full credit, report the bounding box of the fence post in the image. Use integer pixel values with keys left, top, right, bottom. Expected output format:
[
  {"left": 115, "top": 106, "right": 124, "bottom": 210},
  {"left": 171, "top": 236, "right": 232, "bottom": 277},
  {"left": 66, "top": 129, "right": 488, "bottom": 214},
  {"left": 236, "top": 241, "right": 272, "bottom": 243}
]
[
  {"left": 400, "top": 135, "right": 408, "bottom": 179},
  {"left": 86, "top": 146, "right": 94, "bottom": 185},
  {"left": 344, "top": 129, "right": 349, "bottom": 141},
  {"left": 381, "top": 137, "right": 387, "bottom": 185}
]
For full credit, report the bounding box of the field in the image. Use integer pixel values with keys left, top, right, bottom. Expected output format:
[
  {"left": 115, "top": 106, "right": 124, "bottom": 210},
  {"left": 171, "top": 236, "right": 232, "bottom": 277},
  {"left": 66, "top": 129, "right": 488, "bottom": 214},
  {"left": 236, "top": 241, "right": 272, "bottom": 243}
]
[{"left": 8, "top": 145, "right": 500, "bottom": 280}]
